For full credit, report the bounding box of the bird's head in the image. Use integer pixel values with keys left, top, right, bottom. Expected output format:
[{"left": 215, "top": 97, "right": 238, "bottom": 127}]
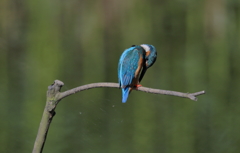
[{"left": 140, "top": 44, "right": 157, "bottom": 68}]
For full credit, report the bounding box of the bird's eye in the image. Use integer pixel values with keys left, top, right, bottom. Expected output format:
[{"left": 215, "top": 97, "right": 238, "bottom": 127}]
[{"left": 131, "top": 45, "right": 136, "bottom": 47}]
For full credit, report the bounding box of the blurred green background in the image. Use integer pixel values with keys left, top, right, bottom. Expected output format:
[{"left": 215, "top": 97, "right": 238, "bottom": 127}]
[{"left": 1, "top": 0, "right": 240, "bottom": 152}]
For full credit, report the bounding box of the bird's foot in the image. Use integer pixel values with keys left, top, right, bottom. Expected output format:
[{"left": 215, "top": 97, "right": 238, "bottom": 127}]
[{"left": 134, "top": 84, "right": 142, "bottom": 89}]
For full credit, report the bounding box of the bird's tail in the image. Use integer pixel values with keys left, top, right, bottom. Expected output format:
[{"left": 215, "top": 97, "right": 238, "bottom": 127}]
[{"left": 122, "top": 87, "right": 130, "bottom": 103}]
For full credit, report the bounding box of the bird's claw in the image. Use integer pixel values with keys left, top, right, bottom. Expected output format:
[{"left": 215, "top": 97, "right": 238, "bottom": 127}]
[{"left": 134, "top": 84, "right": 142, "bottom": 89}]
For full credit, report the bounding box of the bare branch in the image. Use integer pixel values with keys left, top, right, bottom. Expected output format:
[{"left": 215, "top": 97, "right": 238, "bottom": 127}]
[
  {"left": 58, "top": 81, "right": 205, "bottom": 101},
  {"left": 33, "top": 80, "right": 205, "bottom": 153},
  {"left": 59, "top": 82, "right": 118, "bottom": 100},
  {"left": 137, "top": 86, "right": 205, "bottom": 101}
]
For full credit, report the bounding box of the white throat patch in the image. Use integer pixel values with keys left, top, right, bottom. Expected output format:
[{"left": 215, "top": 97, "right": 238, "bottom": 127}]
[{"left": 140, "top": 44, "right": 150, "bottom": 52}]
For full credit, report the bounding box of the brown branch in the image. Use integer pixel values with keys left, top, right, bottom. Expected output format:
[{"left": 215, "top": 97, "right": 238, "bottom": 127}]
[
  {"left": 59, "top": 81, "right": 205, "bottom": 101},
  {"left": 32, "top": 80, "right": 205, "bottom": 153}
]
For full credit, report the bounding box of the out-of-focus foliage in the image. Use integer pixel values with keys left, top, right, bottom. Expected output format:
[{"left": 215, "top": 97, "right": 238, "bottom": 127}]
[{"left": 0, "top": 0, "right": 240, "bottom": 152}]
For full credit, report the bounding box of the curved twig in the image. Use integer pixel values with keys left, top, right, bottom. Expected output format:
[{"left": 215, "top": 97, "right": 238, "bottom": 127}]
[{"left": 58, "top": 81, "right": 205, "bottom": 101}]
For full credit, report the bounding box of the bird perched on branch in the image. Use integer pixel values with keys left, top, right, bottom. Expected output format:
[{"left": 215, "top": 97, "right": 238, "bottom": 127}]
[{"left": 118, "top": 44, "right": 157, "bottom": 103}]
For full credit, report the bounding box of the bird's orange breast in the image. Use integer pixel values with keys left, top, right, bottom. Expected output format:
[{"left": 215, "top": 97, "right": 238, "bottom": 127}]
[{"left": 131, "top": 54, "right": 145, "bottom": 88}]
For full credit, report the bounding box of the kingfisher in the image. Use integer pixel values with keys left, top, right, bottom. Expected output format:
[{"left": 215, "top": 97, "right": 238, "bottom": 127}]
[{"left": 118, "top": 44, "right": 157, "bottom": 103}]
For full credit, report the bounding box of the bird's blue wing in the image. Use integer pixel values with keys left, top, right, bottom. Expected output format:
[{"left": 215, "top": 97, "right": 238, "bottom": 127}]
[{"left": 118, "top": 47, "right": 141, "bottom": 87}]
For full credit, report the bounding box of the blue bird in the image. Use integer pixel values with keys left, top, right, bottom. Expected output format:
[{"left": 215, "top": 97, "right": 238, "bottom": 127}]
[{"left": 118, "top": 44, "right": 157, "bottom": 103}]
